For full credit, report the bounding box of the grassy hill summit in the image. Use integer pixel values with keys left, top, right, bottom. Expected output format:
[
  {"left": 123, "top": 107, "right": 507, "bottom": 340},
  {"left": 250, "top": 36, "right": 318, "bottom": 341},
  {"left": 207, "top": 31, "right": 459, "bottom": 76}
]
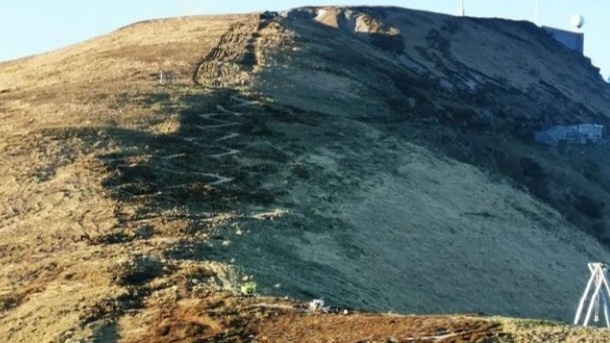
[{"left": 2, "top": 5, "right": 610, "bottom": 342}]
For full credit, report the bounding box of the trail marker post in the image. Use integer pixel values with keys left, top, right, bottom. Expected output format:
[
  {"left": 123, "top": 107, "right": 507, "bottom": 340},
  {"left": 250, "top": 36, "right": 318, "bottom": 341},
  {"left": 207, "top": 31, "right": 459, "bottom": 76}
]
[{"left": 158, "top": 70, "right": 174, "bottom": 86}]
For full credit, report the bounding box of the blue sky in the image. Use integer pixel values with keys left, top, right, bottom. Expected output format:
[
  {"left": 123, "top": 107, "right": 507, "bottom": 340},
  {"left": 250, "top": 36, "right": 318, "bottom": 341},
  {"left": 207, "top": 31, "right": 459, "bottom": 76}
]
[{"left": 1, "top": 1, "right": 608, "bottom": 78}]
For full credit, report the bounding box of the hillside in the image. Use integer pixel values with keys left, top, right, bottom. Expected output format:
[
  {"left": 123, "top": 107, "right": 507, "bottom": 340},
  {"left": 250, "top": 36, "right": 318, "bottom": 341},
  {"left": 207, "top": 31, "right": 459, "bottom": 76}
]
[{"left": 2, "top": 5, "right": 610, "bottom": 342}]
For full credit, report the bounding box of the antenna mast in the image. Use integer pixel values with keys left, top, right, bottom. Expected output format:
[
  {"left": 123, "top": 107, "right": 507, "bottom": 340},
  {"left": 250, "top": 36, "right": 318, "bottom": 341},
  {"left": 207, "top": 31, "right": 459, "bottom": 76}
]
[
  {"left": 459, "top": 0, "right": 465, "bottom": 16},
  {"left": 534, "top": 0, "right": 540, "bottom": 25}
]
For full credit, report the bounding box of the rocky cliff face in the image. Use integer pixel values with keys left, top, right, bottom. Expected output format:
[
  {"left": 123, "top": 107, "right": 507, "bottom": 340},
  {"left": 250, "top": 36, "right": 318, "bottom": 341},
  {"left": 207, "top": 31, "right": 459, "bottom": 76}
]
[{"left": 1, "top": 5, "right": 610, "bottom": 342}]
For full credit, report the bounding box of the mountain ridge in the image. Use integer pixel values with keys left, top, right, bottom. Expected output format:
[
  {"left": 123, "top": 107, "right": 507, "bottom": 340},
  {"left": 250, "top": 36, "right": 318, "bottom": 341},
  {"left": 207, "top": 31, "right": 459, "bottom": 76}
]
[{"left": 1, "top": 5, "right": 610, "bottom": 342}]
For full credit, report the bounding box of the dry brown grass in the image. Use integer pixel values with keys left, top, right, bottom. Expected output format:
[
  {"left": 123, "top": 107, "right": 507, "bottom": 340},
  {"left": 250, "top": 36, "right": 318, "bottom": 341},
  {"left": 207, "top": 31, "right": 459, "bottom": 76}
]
[{"left": 0, "top": 14, "right": 250, "bottom": 343}]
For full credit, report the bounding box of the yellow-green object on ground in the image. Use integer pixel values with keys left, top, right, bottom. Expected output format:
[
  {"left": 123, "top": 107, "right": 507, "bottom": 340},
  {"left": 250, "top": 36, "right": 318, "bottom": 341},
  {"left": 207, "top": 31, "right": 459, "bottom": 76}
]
[{"left": 241, "top": 282, "right": 257, "bottom": 296}]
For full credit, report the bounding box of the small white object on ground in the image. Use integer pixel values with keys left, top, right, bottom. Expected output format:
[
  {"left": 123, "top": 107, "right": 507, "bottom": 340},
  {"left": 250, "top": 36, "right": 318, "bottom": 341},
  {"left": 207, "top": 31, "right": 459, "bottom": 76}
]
[{"left": 308, "top": 299, "right": 330, "bottom": 313}]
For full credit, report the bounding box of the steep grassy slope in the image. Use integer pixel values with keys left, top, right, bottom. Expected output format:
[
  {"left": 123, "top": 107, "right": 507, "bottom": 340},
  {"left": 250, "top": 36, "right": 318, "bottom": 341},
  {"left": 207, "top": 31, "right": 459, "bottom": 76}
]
[
  {"left": 1, "top": 6, "right": 610, "bottom": 342},
  {"left": 214, "top": 7, "right": 610, "bottom": 319}
]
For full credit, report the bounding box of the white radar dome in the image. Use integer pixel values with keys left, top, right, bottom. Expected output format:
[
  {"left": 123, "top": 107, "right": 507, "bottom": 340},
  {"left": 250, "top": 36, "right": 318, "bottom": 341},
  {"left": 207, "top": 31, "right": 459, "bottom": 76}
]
[{"left": 571, "top": 14, "right": 584, "bottom": 29}]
